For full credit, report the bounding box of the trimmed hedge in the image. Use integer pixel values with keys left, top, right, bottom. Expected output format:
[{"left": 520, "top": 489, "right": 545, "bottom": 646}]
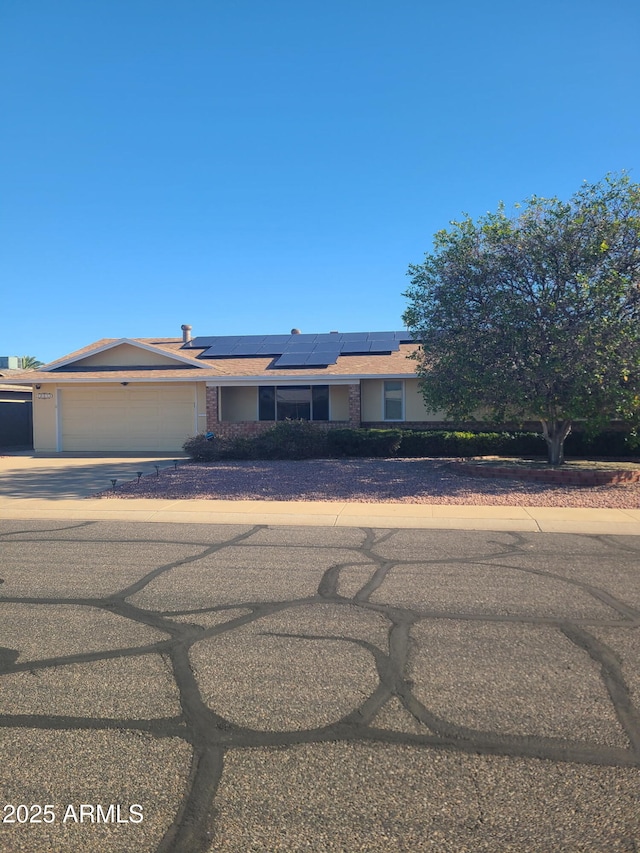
[
  {"left": 398, "top": 430, "right": 546, "bottom": 457},
  {"left": 184, "top": 426, "right": 640, "bottom": 461},
  {"left": 327, "top": 429, "right": 547, "bottom": 458},
  {"left": 563, "top": 429, "right": 640, "bottom": 458},
  {"left": 327, "top": 429, "right": 403, "bottom": 458}
]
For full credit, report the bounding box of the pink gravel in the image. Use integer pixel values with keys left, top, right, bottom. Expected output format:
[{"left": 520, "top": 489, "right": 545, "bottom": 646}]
[{"left": 101, "top": 458, "right": 640, "bottom": 509}]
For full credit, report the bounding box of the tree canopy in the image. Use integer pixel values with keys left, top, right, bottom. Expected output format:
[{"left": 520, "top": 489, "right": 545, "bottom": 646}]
[
  {"left": 403, "top": 173, "right": 640, "bottom": 464},
  {"left": 20, "top": 356, "right": 44, "bottom": 369}
]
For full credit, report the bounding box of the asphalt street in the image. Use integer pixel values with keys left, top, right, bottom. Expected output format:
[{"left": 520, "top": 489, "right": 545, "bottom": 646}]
[{"left": 0, "top": 519, "right": 639, "bottom": 852}]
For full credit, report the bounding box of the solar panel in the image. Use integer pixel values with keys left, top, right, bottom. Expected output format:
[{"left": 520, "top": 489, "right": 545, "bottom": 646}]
[
  {"left": 369, "top": 343, "right": 398, "bottom": 353},
  {"left": 184, "top": 337, "right": 212, "bottom": 348},
  {"left": 340, "top": 341, "right": 372, "bottom": 353},
  {"left": 312, "top": 342, "right": 343, "bottom": 352},
  {"left": 273, "top": 353, "right": 309, "bottom": 367},
  {"left": 189, "top": 336, "right": 241, "bottom": 349},
  {"left": 304, "top": 351, "right": 339, "bottom": 366},
  {"left": 340, "top": 332, "right": 370, "bottom": 341},
  {"left": 285, "top": 345, "right": 315, "bottom": 355},
  {"left": 192, "top": 330, "right": 414, "bottom": 363},
  {"left": 263, "top": 335, "right": 292, "bottom": 345},
  {"left": 368, "top": 331, "right": 397, "bottom": 340},
  {"left": 212, "top": 336, "right": 243, "bottom": 345},
  {"left": 231, "top": 343, "right": 266, "bottom": 355},
  {"left": 256, "top": 343, "right": 288, "bottom": 355},
  {"left": 202, "top": 344, "right": 240, "bottom": 356}
]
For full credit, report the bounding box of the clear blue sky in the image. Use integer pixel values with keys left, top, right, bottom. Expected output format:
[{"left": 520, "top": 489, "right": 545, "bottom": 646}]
[{"left": 1, "top": 0, "right": 638, "bottom": 364}]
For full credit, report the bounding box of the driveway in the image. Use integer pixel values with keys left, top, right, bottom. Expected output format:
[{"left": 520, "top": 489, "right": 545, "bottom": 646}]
[
  {"left": 0, "top": 451, "right": 186, "bottom": 499},
  {"left": 0, "top": 520, "right": 639, "bottom": 852}
]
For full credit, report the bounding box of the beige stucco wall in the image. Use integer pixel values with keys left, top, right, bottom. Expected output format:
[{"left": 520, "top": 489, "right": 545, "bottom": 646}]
[
  {"left": 405, "top": 378, "right": 448, "bottom": 420},
  {"left": 76, "top": 344, "right": 187, "bottom": 367},
  {"left": 329, "top": 385, "right": 349, "bottom": 421},
  {"left": 361, "top": 378, "right": 448, "bottom": 423},
  {"left": 32, "top": 385, "right": 58, "bottom": 451},
  {"left": 221, "top": 387, "right": 257, "bottom": 422},
  {"left": 361, "top": 379, "right": 385, "bottom": 421}
]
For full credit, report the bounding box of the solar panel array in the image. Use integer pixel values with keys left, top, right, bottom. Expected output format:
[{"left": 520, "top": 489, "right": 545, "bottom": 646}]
[{"left": 185, "top": 331, "right": 413, "bottom": 367}]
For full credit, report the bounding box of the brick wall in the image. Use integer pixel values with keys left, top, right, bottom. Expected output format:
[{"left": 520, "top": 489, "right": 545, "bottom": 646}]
[
  {"left": 205, "top": 386, "right": 219, "bottom": 428},
  {"left": 348, "top": 384, "right": 361, "bottom": 428},
  {"left": 455, "top": 462, "right": 640, "bottom": 486},
  {"left": 211, "top": 420, "right": 355, "bottom": 439}
]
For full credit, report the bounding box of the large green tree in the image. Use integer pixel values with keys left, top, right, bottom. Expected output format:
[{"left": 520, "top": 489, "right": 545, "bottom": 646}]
[{"left": 403, "top": 174, "right": 640, "bottom": 464}]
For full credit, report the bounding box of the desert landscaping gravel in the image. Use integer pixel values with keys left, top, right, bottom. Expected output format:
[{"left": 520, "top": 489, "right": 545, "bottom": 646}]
[{"left": 102, "top": 458, "right": 640, "bottom": 509}]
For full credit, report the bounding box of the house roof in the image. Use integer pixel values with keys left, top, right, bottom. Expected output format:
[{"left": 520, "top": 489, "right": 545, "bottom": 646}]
[
  {"left": 0, "top": 367, "right": 35, "bottom": 393},
  {"left": 1, "top": 332, "right": 420, "bottom": 384}
]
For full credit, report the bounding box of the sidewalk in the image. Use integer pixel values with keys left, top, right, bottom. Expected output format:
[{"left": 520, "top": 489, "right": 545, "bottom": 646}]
[{"left": 2, "top": 496, "right": 640, "bottom": 534}]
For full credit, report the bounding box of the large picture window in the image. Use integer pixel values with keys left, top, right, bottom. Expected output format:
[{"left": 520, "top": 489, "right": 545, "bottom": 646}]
[
  {"left": 383, "top": 380, "right": 404, "bottom": 421},
  {"left": 259, "top": 385, "right": 329, "bottom": 421}
]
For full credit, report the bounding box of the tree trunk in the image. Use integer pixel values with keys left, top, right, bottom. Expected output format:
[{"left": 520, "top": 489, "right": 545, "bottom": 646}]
[{"left": 540, "top": 419, "right": 572, "bottom": 465}]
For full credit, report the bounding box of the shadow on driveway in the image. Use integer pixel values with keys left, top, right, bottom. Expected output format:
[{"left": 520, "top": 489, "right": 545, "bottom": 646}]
[{"left": 0, "top": 452, "right": 186, "bottom": 500}]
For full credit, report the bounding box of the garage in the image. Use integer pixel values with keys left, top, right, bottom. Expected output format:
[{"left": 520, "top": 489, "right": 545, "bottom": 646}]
[{"left": 59, "top": 384, "right": 197, "bottom": 451}]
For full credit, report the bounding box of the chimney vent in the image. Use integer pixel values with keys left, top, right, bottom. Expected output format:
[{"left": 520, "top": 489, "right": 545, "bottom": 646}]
[{"left": 181, "top": 324, "right": 192, "bottom": 343}]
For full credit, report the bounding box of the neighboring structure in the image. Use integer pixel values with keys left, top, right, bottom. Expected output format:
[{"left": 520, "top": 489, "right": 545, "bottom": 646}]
[
  {"left": 0, "top": 361, "right": 33, "bottom": 447},
  {"left": 2, "top": 326, "right": 450, "bottom": 452},
  {"left": 0, "top": 356, "right": 25, "bottom": 370}
]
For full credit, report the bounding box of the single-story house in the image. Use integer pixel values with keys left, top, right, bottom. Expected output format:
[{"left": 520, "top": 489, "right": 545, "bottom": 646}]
[{"left": 3, "top": 325, "right": 453, "bottom": 453}]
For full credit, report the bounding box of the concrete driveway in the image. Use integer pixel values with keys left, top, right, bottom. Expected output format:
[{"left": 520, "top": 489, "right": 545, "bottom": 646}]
[
  {"left": 0, "top": 451, "right": 186, "bottom": 499},
  {"left": 1, "top": 519, "right": 639, "bottom": 852}
]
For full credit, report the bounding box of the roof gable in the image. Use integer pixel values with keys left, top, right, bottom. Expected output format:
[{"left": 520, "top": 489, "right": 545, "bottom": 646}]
[{"left": 46, "top": 339, "right": 205, "bottom": 370}]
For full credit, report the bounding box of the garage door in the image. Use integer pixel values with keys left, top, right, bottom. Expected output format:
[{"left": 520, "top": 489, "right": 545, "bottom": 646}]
[{"left": 60, "top": 385, "right": 197, "bottom": 451}]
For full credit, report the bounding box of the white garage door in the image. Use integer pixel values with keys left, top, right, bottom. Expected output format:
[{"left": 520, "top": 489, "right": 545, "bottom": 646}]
[{"left": 60, "top": 385, "right": 197, "bottom": 451}]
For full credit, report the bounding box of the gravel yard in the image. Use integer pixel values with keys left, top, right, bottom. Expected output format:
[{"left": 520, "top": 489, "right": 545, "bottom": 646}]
[{"left": 102, "top": 458, "right": 640, "bottom": 509}]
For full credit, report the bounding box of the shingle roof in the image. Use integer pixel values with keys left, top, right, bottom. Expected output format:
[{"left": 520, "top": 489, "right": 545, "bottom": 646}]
[{"left": 2, "top": 333, "right": 420, "bottom": 383}]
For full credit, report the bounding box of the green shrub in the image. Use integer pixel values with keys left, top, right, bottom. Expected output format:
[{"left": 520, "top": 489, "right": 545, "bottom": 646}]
[
  {"left": 327, "top": 429, "right": 403, "bottom": 457},
  {"left": 564, "top": 430, "right": 640, "bottom": 458},
  {"left": 252, "top": 420, "right": 328, "bottom": 459},
  {"left": 182, "top": 434, "right": 222, "bottom": 461},
  {"left": 219, "top": 435, "right": 257, "bottom": 460}
]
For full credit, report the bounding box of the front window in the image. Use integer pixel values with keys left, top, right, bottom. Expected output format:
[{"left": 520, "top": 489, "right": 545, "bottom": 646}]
[
  {"left": 384, "top": 380, "right": 403, "bottom": 420},
  {"left": 259, "top": 385, "right": 329, "bottom": 421}
]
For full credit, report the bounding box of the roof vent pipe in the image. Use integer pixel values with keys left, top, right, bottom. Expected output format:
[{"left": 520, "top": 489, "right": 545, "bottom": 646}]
[
  {"left": 181, "top": 324, "right": 192, "bottom": 343},
  {"left": 291, "top": 328, "right": 301, "bottom": 335}
]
